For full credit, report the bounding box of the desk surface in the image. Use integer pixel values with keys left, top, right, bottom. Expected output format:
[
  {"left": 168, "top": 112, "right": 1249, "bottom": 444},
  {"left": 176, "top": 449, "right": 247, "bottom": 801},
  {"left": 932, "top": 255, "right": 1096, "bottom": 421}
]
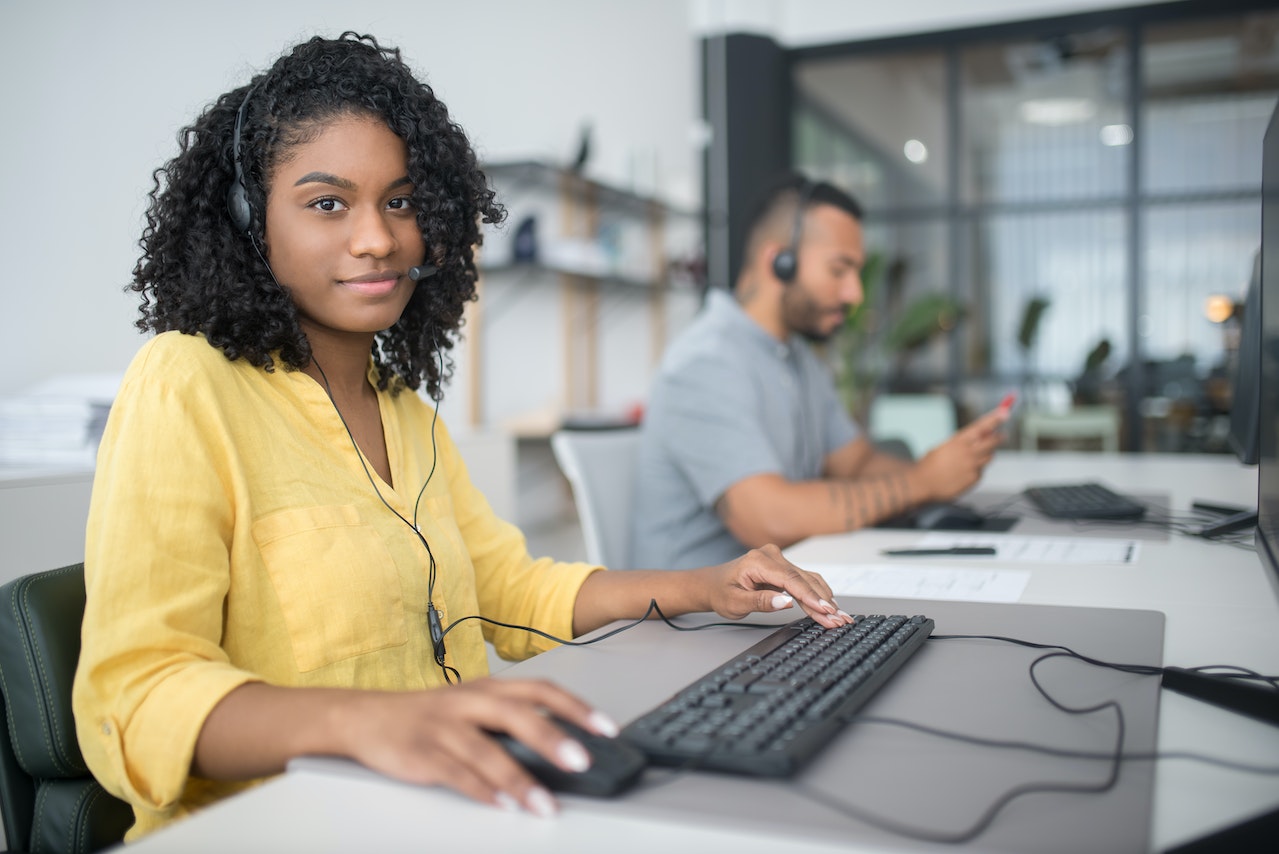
[{"left": 125, "top": 452, "right": 1279, "bottom": 853}]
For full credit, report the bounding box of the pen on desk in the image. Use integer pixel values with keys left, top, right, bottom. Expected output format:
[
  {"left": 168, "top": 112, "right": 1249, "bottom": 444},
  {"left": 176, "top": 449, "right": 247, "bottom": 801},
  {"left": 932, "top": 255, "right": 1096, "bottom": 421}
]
[{"left": 880, "top": 546, "right": 997, "bottom": 557}]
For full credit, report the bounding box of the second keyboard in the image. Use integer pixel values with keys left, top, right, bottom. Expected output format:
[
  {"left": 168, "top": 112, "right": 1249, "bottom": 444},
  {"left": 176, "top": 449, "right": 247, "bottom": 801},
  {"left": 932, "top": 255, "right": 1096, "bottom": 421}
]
[{"left": 1024, "top": 482, "right": 1147, "bottom": 520}]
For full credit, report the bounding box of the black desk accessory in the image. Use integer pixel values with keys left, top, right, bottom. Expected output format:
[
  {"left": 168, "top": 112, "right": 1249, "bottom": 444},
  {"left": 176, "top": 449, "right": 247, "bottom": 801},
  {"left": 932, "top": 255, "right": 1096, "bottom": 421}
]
[
  {"left": 881, "top": 547, "right": 997, "bottom": 557},
  {"left": 1160, "top": 667, "right": 1279, "bottom": 728},
  {"left": 1195, "top": 509, "right": 1259, "bottom": 539}
]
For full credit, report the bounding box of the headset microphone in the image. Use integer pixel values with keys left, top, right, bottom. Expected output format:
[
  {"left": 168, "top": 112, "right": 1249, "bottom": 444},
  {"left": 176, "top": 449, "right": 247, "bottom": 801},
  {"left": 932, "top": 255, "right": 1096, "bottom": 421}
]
[{"left": 408, "top": 264, "right": 438, "bottom": 281}]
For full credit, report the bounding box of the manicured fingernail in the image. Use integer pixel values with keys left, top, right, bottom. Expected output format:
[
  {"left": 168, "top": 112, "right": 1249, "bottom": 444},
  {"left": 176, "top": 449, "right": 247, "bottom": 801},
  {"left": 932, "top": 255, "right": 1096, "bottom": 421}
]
[
  {"left": 818, "top": 599, "right": 836, "bottom": 614},
  {"left": 837, "top": 610, "right": 852, "bottom": 621},
  {"left": 495, "top": 791, "right": 520, "bottom": 812},
  {"left": 558, "top": 739, "right": 591, "bottom": 772},
  {"left": 588, "top": 710, "right": 619, "bottom": 737},
  {"left": 770, "top": 594, "right": 794, "bottom": 609},
  {"left": 526, "top": 787, "right": 557, "bottom": 818}
]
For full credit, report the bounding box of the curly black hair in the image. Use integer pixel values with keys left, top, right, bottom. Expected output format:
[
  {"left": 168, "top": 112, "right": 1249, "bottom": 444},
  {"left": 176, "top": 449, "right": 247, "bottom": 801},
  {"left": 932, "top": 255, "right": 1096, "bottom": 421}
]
[{"left": 132, "top": 32, "right": 504, "bottom": 398}]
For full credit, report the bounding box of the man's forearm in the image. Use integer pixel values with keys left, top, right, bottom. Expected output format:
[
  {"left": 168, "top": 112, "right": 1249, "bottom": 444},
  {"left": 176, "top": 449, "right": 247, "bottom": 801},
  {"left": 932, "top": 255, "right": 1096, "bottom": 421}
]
[
  {"left": 829, "top": 469, "right": 920, "bottom": 531},
  {"left": 719, "top": 467, "right": 932, "bottom": 549}
]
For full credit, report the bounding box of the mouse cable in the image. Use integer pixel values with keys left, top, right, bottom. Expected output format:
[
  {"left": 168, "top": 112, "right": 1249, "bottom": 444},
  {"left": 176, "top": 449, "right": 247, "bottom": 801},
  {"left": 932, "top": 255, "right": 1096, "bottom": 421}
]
[
  {"left": 790, "top": 633, "right": 1278, "bottom": 846},
  {"left": 787, "top": 645, "right": 1130, "bottom": 845},
  {"left": 841, "top": 712, "right": 1279, "bottom": 774},
  {"left": 438, "top": 599, "right": 781, "bottom": 677},
  {"left": 931, "top": 632, "right": 1279, "bottom": 689}
]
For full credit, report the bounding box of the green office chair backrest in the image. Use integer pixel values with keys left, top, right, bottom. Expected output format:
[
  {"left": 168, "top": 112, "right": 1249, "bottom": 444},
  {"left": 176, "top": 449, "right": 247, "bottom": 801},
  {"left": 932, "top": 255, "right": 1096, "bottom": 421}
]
[{"left": 0, "top": 564, "right": 132, "bottom": 853}]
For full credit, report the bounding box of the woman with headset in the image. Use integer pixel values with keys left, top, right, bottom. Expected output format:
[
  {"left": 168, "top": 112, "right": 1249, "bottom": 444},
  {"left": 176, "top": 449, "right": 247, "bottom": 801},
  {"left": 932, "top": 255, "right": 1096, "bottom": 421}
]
[{"left": 71, "top": 32, "right": 851, "bottom": 840}]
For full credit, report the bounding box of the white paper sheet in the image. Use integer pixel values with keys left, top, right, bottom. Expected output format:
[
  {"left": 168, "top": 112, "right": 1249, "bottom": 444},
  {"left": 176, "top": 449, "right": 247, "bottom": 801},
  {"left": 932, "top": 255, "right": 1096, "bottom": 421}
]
[
  {"left": 913, "top": 532, "right": 1140, "bottom": 564},
  {"left": 805, "top": 563, "right": 1031, "bottom": 603}
]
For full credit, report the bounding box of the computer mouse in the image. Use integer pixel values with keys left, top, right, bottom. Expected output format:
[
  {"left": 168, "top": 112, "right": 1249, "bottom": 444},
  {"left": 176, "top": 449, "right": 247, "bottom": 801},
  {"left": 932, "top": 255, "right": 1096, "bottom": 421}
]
[
  {"left": 491, "top": 716, "right": 647, "bottom": 797},
  {"left": 914, "top": 502, "right": 986, "bottom": 530}
]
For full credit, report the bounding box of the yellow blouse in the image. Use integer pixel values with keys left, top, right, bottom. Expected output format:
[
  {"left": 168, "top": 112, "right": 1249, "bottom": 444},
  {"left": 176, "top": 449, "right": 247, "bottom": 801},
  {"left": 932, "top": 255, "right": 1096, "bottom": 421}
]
[{"left": 72, "top": 332, "right": 600, "bottom": 838}]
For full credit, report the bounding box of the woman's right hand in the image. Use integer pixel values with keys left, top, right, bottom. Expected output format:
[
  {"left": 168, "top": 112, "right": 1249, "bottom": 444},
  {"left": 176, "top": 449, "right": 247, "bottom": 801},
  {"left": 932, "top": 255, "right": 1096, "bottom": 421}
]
[
  {"left": 194, "top": 678, "right": 618, "bottom": 818},
  {"left": 334, "top": 678, "right": 618, "bottom": 816}
]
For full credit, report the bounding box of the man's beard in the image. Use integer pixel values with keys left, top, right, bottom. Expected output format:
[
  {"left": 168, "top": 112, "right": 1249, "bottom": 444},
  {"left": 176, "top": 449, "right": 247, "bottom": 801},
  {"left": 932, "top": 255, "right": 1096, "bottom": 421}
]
[{"left": 783, "top": 289, "right": 846, "bottom": 343}]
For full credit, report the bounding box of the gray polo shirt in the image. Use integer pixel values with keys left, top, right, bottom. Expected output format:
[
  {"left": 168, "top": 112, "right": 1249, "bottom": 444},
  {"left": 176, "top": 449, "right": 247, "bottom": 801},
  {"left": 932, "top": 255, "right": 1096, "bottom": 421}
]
[{"left": 631, "top": 289, "right": 860, "bottom": 569}]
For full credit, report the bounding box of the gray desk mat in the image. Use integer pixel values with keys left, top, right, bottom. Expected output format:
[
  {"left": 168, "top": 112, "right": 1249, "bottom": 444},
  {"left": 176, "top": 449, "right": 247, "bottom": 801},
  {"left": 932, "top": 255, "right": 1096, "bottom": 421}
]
[
  {"left": 505, "top": 598, "right": 1165, "bottom": 854},
  {"left": 969, "top": 490, "right": 1173, "bottom": 542}
]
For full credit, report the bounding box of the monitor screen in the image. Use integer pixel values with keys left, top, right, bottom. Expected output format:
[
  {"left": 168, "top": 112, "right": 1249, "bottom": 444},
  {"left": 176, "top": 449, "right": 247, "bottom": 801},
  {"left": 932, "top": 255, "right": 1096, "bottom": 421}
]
[
  {"left": 1228, "top": 253, "right": 1261, "bottom": 466},
  {"left": 1258, "top": 99, "right": 1279, "bottom": 598}
]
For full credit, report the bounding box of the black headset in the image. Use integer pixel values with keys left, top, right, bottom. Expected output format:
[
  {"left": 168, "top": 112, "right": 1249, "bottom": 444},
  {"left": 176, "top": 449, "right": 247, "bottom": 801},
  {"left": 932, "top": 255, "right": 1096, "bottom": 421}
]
[
  {"left": 770, "top": 178, "right": 815, "bottom": 285},
  {"left": 226, "top": 87, "right": 438, "bottom": 283},
  {"left": 227, "top": 88, "right": 255, "bottom": 234}
]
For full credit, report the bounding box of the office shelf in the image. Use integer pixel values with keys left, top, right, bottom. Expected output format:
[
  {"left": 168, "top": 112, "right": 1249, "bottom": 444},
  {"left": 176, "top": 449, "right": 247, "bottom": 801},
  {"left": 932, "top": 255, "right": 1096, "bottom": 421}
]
[{"left": 463, "top": 161, "right": 702, "bottom": 432}]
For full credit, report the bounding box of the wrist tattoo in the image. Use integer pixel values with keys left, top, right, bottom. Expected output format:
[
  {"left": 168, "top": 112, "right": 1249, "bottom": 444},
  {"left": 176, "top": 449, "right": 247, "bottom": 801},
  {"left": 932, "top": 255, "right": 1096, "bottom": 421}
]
[{"left": 832, "top": 482, "right": 855, "bottom": 531}]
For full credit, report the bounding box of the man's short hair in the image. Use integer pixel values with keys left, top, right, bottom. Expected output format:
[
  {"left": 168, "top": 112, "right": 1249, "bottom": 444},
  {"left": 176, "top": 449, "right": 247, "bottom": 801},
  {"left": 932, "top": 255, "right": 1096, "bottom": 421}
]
[{"left": 741, "top": 171, "right": 865, "bottom": 269}]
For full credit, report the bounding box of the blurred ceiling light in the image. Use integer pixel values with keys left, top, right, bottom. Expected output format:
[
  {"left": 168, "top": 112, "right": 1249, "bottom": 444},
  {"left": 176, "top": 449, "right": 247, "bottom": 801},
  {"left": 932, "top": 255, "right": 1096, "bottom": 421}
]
[
  {"left": 1099, "top": 123, "right": 1134, "bottom": 146},
  {"left": 1020, "top": 97, "right": 1096, "bottom": 125},
  {"left": 1203, "top": 294, "right": 1236, "bottom": 324},
  {"left": 903, "top": 139, "right": 928, "bottom": 163}
]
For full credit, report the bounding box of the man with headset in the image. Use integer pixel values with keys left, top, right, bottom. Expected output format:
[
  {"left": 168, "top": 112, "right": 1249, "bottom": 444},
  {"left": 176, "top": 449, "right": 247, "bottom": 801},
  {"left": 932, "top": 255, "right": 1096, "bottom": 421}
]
[{"left": 632, "top": 173, "right": 1010, "bottom": 570}]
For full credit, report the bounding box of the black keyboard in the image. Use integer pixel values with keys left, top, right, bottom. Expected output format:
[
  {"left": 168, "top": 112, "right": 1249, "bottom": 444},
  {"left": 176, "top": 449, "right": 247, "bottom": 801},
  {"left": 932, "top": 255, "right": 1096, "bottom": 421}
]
[
  {"left": 620, "top": 613, "right": 933, "bottom": 776},
  {"left": 1024, "top": 482, "right": 1146, "bottom": 520}
]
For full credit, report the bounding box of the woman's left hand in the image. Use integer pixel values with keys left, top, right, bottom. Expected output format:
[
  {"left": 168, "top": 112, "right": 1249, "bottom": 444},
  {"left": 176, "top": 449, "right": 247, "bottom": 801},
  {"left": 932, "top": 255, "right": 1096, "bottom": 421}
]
[{"left": 694, "top": 544, "right": 852, "bottom": 628}]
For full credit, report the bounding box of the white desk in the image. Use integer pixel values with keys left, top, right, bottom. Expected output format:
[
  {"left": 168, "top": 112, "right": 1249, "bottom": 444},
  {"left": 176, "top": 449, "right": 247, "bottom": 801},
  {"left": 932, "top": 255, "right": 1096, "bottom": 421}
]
[{"left": 123, "top": 452, "right": 1279, "bottom": 853}]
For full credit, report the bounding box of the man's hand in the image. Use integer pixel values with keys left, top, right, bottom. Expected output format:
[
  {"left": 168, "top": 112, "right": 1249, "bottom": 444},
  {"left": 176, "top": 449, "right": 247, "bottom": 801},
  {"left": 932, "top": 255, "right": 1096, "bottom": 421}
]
[{"left": 912, "top": 405, "right": 1010, "bottom": 502}]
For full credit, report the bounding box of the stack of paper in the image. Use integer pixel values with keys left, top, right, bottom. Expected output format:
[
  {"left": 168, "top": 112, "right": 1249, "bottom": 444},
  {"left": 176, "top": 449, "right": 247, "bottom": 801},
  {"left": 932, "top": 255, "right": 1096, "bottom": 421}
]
[{"left": 0, "top": 374, "right": 120, "bottom": 467}]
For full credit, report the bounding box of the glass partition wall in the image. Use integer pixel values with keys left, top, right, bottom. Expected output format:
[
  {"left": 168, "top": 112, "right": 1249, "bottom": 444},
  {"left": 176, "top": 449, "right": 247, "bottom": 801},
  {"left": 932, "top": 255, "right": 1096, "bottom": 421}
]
[{"left": 788, "top": 3, "right": 1279, "bottom": 451}]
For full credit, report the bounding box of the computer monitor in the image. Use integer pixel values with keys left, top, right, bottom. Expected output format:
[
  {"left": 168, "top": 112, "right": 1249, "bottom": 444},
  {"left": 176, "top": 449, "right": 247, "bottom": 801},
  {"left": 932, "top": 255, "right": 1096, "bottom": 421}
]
[
  {"left": 1258, "top": 98, "right": 1279, "bottom": 601},
  {"left": 1228, "top": 252, "right": 1261, "bottom": 466}
]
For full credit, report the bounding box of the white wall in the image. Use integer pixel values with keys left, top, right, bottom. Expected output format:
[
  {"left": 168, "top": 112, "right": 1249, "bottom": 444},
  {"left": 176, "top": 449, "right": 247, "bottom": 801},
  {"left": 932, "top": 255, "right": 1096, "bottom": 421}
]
[
  {"left": 0, "top": 0, "right": 1158, "bottom": 403},
  {"left": 693, "top": 0, "right": 1176, "bottom": 44},
  {"left": 0, "top": 0, "right": 702, "bottom": 398}
]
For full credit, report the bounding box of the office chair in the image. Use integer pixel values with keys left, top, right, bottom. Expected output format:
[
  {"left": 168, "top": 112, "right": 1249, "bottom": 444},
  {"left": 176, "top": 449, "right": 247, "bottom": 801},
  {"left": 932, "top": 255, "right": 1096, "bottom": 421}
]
[
  {"left": 0, "top": 564, "right": 132, "bottom": 853},
  {"left": 550, "top": 427, "right": 640, "bottom": 568}
]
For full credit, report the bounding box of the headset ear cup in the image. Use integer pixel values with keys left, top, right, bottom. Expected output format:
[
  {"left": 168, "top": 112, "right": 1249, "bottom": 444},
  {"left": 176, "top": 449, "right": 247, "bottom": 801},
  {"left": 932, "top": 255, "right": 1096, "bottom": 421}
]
[
  {"left": 227, "top": 181, "right": 252, "bottom": 233},
  {"left": 228, "top": 87, "right": 256, "bottom": 234},
  {"left": 772, "top": 248, "right": 797, "bottom": 284}
]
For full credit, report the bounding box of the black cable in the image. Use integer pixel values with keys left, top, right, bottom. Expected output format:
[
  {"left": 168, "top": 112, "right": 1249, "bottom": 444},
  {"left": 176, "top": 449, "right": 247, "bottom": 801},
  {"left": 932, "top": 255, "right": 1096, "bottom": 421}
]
[
  {"left": 843, "top": 712, "right": 1279, "bottom": 773},
  {"left": 313, "top": 355, "right": 459, "bottom": 684},
  {"left": 441, "top": 598, "right": 780, "bottom": 648},
  {"left": 785, "top": 646, "right": 1129, "bottom": 845},
  {"left": 613, "top": 625, "right": 1279, "bottom": 846},
  {"left": 784, "top": 633, "right": 1279, "bottom": 844}
]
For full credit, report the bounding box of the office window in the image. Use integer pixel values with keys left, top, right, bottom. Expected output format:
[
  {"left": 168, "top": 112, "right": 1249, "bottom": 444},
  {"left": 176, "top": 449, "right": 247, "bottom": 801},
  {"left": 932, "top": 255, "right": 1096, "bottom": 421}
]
[
  {"left": 856, "top": 218, "right": 952, "bottom": 388},
  {"left": 1143, "top": 17, "right": 1279, "bottom": 195},
  {"left": 793, "top": 50, "right": 948, "bottom": 212},
  {"left": 781, "top": 3, "right": 1279, "bottom": 450},
  {"left": 961, "top": 29, "right": 1129, "bottom": 204},
  {"left": 980, "top": 210, "right": 1128, "bottom": 382},
  {"left": 959, "top": 28, "right": 1132, "bottom": 425},
  {"left": 1136, "top": 16, "right": 1279, "bottom": 450}
]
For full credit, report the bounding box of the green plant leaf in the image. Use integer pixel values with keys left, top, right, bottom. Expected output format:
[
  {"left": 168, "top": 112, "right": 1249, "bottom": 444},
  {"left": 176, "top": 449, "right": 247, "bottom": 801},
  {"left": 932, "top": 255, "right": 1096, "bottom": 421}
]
[
  {"left": 883, "top": 293, "right": 966, "bottom": 353},
  {"left": 1017, "top": 296, "right": 1051, "bottom": 351}
]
